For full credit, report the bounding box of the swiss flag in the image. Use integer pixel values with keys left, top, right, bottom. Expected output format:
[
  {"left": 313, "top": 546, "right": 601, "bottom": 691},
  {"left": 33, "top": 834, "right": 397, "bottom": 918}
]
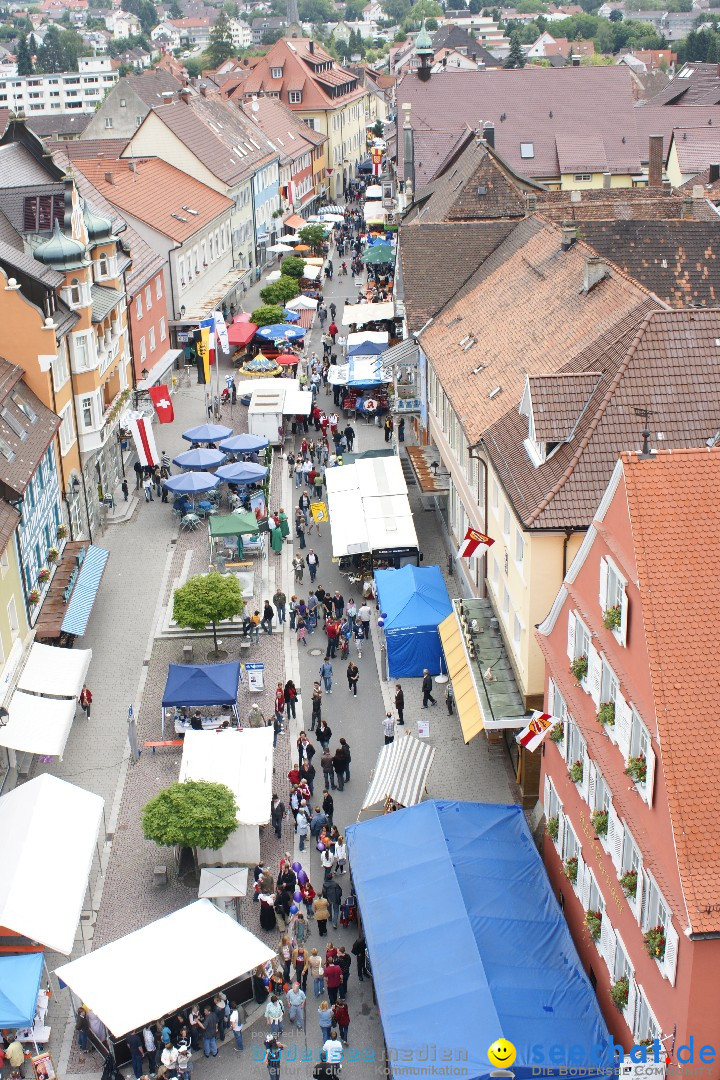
[{"left": 148, "top": 384, "right": 175, "bottom": 424}]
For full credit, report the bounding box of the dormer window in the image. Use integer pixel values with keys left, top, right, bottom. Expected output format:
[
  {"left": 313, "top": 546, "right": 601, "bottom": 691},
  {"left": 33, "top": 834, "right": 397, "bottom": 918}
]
[
  {"left": 289, "top": 90, "right": 302, "bottom": 103},
  {"left": 271, "top": 66, "right": 283, "bottom": 78}
]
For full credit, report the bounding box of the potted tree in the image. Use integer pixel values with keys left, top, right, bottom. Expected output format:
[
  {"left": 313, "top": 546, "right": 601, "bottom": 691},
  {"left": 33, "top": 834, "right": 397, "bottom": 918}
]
[
  {"left": 596, "top": 701, "right": 615, "bottom": 727},
  {"left": 610, "top": 976, "right": 629, "bottom": 1011},
  {"left": 625, "top": 755, "right": 647, "bottom": 785},
  {"left": 570, "top": 654, "right": 588, "bottom": 683}
]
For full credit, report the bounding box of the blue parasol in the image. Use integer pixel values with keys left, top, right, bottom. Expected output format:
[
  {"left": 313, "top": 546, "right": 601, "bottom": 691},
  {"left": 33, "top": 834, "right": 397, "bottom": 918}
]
[
  {"left": 182, "top": 423, "right": 233, "bottom": 443},
  {"left": 216, "top": 461, "right": 269, "bottom": 484},
  {"left": 163, "top": 471, "right": 220, "bottom": 494},
  {"left": 172, "top": 447, "right": 226, "bottom": 470},
  {"left": 255, "top": 323, "right": 307, "bottom": 342},
  {"left": 282, "top": 309, "right": 301, "bottom": 322},
  {"left": 219, "top": 434, "right": 269, "bottom": 454}
]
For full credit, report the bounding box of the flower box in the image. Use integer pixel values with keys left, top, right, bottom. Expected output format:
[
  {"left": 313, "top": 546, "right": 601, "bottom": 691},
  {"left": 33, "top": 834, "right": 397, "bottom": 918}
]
[
  {"left": 584, "top": 909, "right": 602, "bottom": 942},
  {"left": 643, "top": 924, "right": 666, "bottom": 961},
  {"left": 568, "top": 758, "right": 583, "bottom": 784},
  {"left": 563, "top": 856, "right": 578, "bottom": 884},
  {"left": 570, "top": 654, "right": 588, "bottom": 683},
  {"left": 547, "top": 816, "right": 559, "bottom": 841},
  {"left": 591, "top": 810, "right": 608, "bottom": 836},
  {"left": 610, "top": 976, "right": 629, "bottom": 1011},
  {"left": 620, "top": 869, "right": 638, "bottom": 898},
  {"left": 603, "top": 605, "right": 621, "bottom": 631},
  {"left": 597, "top": 701, "right": 615, "bottom": 727},
  {"left": 37, "top": 568, "right": 50, "bottom": 584},
  {"left": 625, "top": 754, "right": 647, "bottom": 785},
  {"left": 549, "top": 723, "right": 564, "bottom": 744},
  {"left": 47, "top": 547, "right": 59, "bottom": 563},
  {"left": 28, "top": 588, "right": 41, "bottom": 605},
  {"left": 56, "top": 525, "right": 68, "bottom": 540}
]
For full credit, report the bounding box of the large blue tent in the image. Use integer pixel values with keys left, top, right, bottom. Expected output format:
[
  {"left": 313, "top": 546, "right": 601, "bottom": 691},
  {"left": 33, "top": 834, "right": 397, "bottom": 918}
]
[
  {"left": 0, "top": 953, "right": 43, "bottom": 1027},
  {"left": 345, "top": 801, "right": 612, "bottom": 1080},
  {"left": 161, "top": 663, "right": 240, "bottom": 707},
  {"left": 374, "top": 565, "right": 452, "bottom": 677}
]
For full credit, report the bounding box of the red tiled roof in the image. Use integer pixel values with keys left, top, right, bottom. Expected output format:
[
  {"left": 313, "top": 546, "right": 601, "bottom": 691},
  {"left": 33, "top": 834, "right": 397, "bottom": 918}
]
[
  {"left": 669, "top": 125, "right": 720, "bottom": 175},
  {"left": 242, "top": 37, "right": 366, "bottom": 113},
  {"left": 633, "top": 103, "right": 720, "bottom": 163},
  {"left": 622, "top": 446, "right": 720, "bottom": 933}
]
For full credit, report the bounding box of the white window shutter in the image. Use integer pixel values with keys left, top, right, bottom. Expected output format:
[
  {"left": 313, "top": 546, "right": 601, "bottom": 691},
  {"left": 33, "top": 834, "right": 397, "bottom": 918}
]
[
  {"left": 599, "top": 556, "right": 608, "bottom": 609},
  {"left": 587, "top": 761, "right": 597, "bottom": 811},
  {"left": 607, "top": 804, "right": 623, "bottom": 871},
  {"left": 633, "top": 866, "right": 644, "bottom": 925},
  {"left": 559, "top": 719, "right": 569, "bottom": 762},
  {"left": 605, "top": 923, "right": 617, "bottom": 975},
  {"left": 615, "top": 693, "right": 632, "bottom": 759},
  {"left": 640, "top": 870, "right": 651, "bottom": 930},
  {"left": 588, "top": 644, "right": 602, "bottom": 706},
  {"left": 599, "top": 912, "right": 610, "bottom": 963},
  {"left": 580, "top": 747, "right": 590, "bottom": 804},
  {"left": 627, "top": 979, "right": 638, "bottom": 1036},
  {"left": 567, "top": 609, "right": 577, "bottom": 659},
  {"left": 664, "top": 921, "right": 679, "bottom": 986},
  {"left": 618, "top": 585, "right": 628, "bottom": 647},
  {"left": 557, "top": 812, "right": 566, "bottom": 853},
  {"left": 644, "top": 743, "right": 656, "bottom": 807},
  {"left": 544, "top": 774, "right": 551, "bottom": 818},
  {"left": 581, "top": 861, "right": 591, "bottom": 909},
  {"left": 547, "top": 677, "right": 555, "bottom": 714},
  {"left": 576, "top": 852, "right": 586, "bottom": 897}
]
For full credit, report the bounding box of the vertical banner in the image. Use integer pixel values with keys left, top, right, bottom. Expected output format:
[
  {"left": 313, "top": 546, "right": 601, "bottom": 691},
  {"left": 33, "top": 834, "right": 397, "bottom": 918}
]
[
  {"left": 196, "top": 327, "right": 211, "bottom": 384},
  {"left": 214, "top": 309, "right": 229, "bottom": 356},
  {"left": 128, "top": 416, "right": 158, "bottom": 467}
]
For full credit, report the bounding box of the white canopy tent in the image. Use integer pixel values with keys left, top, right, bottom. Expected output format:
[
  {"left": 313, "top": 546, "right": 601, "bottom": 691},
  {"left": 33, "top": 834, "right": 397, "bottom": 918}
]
[
  {"left": 360, "top": 733, "right": 435, "bottom": 819},
  {"left": 0, "top": 774, "right": 103, "bottom": 954},
  {"left": 55, "top": 901, "right": 274, "bottom": 1037},
  {"left": 342, "top": 302, "right": 395, "bottom": 327},
  {"left": 0, "top": 691, "right": 77, "bottom": 758},
  {"left": 364, "top": 202, "right": 387, "bottom": 222},
  {"left": 282, "top": 388, "right": 313, "bottom": 416},
  {"left": 198, "top": 867, "right": 248, "bottom": 899},
  {"left": 365, "top": 184, "right": 382, "bottom": 199},
  {"left": 17, "top": 642, "right": 92, "bottom": 698},
  {"left": 285, "top": 295, "right": 318, "bottom": 311},
  {"left": 325, "top": 457, "right": 418, "bottom": 557},
  {"left": 301, "top": 264, "right": 321, "bottom": 281},
  {"left": 180, "top": 728, "right": 273, "bottom": 867}
]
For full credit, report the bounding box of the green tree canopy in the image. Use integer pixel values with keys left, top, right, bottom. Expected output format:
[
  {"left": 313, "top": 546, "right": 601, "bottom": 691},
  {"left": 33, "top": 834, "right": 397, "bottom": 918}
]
[
  {"left": 16, "top": 34, "right": 33, "bottom": 74},
  {"left": 279, "top": 256, "right": 307, "bottom": 278},
  {"left": 168, "top": 0, "right": 183, "bottom": 15},
  {"left": 382, "top": 0, "right": 412, "bottom": 22},
  {"left": 260, "top": 275, "right": 300, "bottom": 305},
  {"left": 504, "top": 30, "right": 526, "bottom": 65},
  {"left": 345, "top": 0, "right": 366, "bottom": 17},
  {"left": 299, "top": 0, "right": 336, "bottom": 19},
  {"left": 124, "top": 0, "right": 159, "bottom": 33},
  {"left": 36, "top": 25, "right": 66, "bottom": 72},
  {"left": 142, "top": 780, "right": 238, "bottom": 851},
  {"left": 172, "top": 572, "right": 244, "bottom": 652},
  {"left": 251, "top": 304, "right": 286, "bottom": 326},
  {"left": 298, "top": 223, "right": 327, "bottom": 254},
  {"left": 207, "top": 10, "right": 234, "bottom": 67}
]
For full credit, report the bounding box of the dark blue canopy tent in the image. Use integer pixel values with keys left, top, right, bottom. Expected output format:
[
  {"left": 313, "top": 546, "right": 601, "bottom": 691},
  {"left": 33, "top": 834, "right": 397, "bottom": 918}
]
[
  {"left": 161, "top": 663, "right": 241, "bottom": 734},
  {"left": 346, "top": 801, "right": 612, "bottom": 1080},
  {"left": 374, "top": 565, "right": 452, "bottom": 677},
  {"left": 0, "top": 952, "right": 43, "bottom": 1027}
]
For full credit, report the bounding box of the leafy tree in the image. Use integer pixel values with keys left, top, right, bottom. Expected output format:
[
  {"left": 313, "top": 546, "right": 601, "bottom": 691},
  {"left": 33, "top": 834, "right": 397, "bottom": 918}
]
[
  {"left": 279, "top": 256, "right": 307, "bottom": 278},
  {"left": 298, "top": 223, "right": 327, "bottom": 254},
  {"left": 16, "top": 34, "right": 33, "bottom": 75},
  {"left": 262, "top": 27, "right": 284, "bottom": 43},
  {"left": 183, "top": 56, "right": 206, "bottom": 76},
  {"left": 409, "top": 0, "right": 443, "bottom": 17},
  {"left": 168, "top": 0, "right": 183, "bottom": 15},
  {"left": 260, "top": 276, "right": 300, "bottom": 305},
  {"left": 124, "top": 0, "right": 158, "bottom": 33},
  {"left": 172, "top": 572, "right": 244, "bottom": 654},
  {"left": 107, "top": 32, "right": 150, "bottom": 57},
  {"left": 426, "top": 15, "right": 438, "bottom": 28},
  {"left": 372, "top": 119, "right": 384, "bottom": 136},
  {"left": 224, "top": 0, "right": 240, "bottom": 14},
  {"left": 468, "top": 0, "right": 482, "bottom": 12},
  {"left": 299, "top": 0, "right": 335, "bottom": 20},
  {"left": 345, "top": 0, "right": 365, "bottom": 16},
  {"left": 59, "top": 27, "right": 84, "bottom": 69},
  {"left": 382, "top": 0, "right": 412, "bottom": 22},
  {"left": 36, "top": 25, "right": 66, "bottom": 72},
  {"left": 504, "top": 29, "right": 526, "bottom": 65},
  {"left": 251, "top": 303, "right": 286, "bottom": 326},
  {"left": 609, "top": 7, "right": 622, "bottom": 18},
  {"left": 207, "top": 9, "right": 234, "bottom": 66},
  {"left": 142, "top": 780, "right": 238, "bottom": 852}
]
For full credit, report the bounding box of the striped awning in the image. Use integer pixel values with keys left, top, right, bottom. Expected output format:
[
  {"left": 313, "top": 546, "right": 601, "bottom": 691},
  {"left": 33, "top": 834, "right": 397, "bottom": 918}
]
[
  {"left": 61, "top": 545, "right": 109, "bottom": 636},
  {"left": 360, "top": 732, "right": 435, "bottom": 819},
  {"left": 439, "top": 612, "right": 484, "bottom": 743}
]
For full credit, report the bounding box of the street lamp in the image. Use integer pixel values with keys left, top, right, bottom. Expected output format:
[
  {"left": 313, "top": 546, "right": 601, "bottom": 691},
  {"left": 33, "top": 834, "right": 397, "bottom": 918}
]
[{"left": 141, "top": 367, "right": 149, "bottom": 381}]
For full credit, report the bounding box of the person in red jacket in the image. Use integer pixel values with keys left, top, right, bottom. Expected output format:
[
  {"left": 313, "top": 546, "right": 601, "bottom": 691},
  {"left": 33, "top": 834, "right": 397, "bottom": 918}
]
[
  {"left": 325, "top": 619, "right": 339, "bottom": 659},
  {"left": 328, "top": 322, "right": 338, "bottom": 343},
  {"left": 323, "top": 959, "right": 342, "bottom": 1005},
  {"left": 332, "top": 1000, "right": 350, "bottom": 1045},
  {"left": 80, "top": 685, "right": 93, "bottom": 718}
]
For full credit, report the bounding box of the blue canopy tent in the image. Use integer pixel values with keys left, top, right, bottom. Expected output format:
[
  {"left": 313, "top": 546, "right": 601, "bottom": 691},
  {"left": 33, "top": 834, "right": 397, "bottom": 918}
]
[
  {"left": 161, "top": 662, "right": 241, "bottom": 734},
  {"left": 216, "top": 461, "right": 268, "bottom": 484},
  {"left": 345, "top": 801, "right": 612, "bottom": 1080},
  {"left": 374, "top": 565, "right": 452, "bottom": 677},
  {"left": 347, "top": 340, "right": 386, "bottom": 357},
  {"left": 182, "top": 424, "right": 233, "bottom": 444},
  {"left": 0, "top": 952, "right": 43, "bottom": 1028}
]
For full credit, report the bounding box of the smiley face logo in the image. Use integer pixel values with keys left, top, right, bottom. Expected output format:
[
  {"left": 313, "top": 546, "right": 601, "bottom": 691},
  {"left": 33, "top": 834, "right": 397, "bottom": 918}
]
[{"left": 488, "top": 1039, "right": 517, "bottom": 1069}]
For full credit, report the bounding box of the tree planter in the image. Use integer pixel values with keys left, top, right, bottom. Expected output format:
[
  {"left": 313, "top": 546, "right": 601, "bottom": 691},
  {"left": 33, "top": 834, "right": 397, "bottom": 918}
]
[
  {"left": 570, "top": 655, "right": 588, "bottom": 683},
  {"left": 643, "top": 924, "right": 666, "bottom": 961},
  {"left": 625, "top": 754, "right": 647, "bottom": 785},
  {"left": 563, "top": 856, "right": 578, "bottom": 884},
  {"left": 591, "top": 810, "right": 608, "bottom": 836},
  {"left": 547, "top": 816, "right": 559, "bottom": 841},
  {"left": 569, "top": 759, "right": 583, "bottom": 784},
  {"left": 610, "top": 976, "right": 629, "bottom": 1011},
  {"left": 603, "top": 605, "right": 621, "bottom": 631},
  {"left": 620, "top": 869, "right": 638, "bottom": 898},
  {"left": 585, "top": 910, "right": 602, "bottom": 942},
  {"left": 597, "top": 701, "right": 615, "bottom": 727}
]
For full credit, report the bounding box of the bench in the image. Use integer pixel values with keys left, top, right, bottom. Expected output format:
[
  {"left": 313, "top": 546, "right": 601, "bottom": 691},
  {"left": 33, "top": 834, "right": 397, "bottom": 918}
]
[
  {"left": 143, "top": 739, "right": 184, "bottom": 753},
  {"left": 153, "top": 865, "right": 168, "bottom": 886},
  {"left": 182, "top": 642, "right": 193, "bottom": 659}
]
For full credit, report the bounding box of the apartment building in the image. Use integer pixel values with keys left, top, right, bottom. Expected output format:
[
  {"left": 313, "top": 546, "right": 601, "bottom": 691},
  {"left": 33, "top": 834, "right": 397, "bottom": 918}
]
[{"left": 0, "top": 57, "right": 118, "bottom": 116}]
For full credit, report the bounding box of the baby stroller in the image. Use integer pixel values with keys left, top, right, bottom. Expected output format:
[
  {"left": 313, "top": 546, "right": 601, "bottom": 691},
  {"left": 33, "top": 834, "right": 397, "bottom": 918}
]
[{"left": 340, "top": 893, "right": 357, "bottom": 927}]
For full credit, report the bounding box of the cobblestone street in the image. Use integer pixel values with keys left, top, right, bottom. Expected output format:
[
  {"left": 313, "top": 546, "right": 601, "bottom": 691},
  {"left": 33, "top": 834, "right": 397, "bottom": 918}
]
[{"left": 34, "top": 245, "right": 519, "bottom": 1080}]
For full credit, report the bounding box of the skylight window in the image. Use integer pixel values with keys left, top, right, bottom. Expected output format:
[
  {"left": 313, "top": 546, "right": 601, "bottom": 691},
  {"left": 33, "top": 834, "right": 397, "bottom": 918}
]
[
  {"left": 520, "top": 142, "right": 534, "bottom": 159},
  {"left": 12, "top": 394, "right": 36, "bottom": 423}
]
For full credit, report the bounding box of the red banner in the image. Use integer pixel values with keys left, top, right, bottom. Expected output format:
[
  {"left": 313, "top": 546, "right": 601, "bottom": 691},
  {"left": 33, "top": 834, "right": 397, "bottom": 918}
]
[{"left": 148, "top": 384, "right": 175, "bottom": 424}]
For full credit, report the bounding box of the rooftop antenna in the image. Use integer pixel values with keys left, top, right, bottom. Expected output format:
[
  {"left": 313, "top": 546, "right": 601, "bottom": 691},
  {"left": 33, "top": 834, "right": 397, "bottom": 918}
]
[{"left": 633, "top": 406, "right": 653, "bottom": 457}]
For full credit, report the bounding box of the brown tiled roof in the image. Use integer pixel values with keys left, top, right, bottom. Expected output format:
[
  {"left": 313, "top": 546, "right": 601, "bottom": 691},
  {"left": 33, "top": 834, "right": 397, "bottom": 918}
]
[
  {"left": 678, "top": 167, "right": 720, "bottom": 197},
  {"left": 648, "top": 61, "right": 720, "bottom": 106},
  {"left": 0, "top": 498, "right": 19, "bottom": 555},
  {"left": 70, "top": 156, "right": 232, "bottom": 242},
  {"left": 418, "top": 216, "right": 654, "bottom": 444},
  {"left": 633, "top": 103, "right": 720, "bottom": 163},
  {"left": 57, "top": 137, "right": 132, "bottom": 159},
  {"left": 527, "top": 371, "right": 603, "bottom": 442},
  {"left": 482, "top": 307, "right": 720, "bottom": 533},
  {"left": 239, "top": 95, "right": 325, "bottom": 161},
  {"left": 0, "top": 359, "right": 60, "bottom": 498},
  {"left": 578, "top": 219, "right": 720, "bottom": 307},
  {"left": 25, "top": 112, "right": 91, "bottom": 139},
  {"left": 242, "top": 38, "right": 366, "bottom": 113},
  {"left": 555, "top": 133, "right": 609, "bottom": 174},
  {"left": 398, "top": 221, "right": 515, "bottom": 331},
  {"left": 533, "top": 185, "right": 718, "bottom": 221},
  {"left": 413, "top": 128, "right": 470, "bottom": 191},
  {"left": 622, "top": 445, "right": 720, "bottom": 934},
  {"left": 121, "top": 69, "right": 184, "bottom": 106},
  {"left": 396, "top": 67, "right": 643, "bottom": 180},
  {"left": 669, "top": 125, "right": 720, "bottom": 176}
]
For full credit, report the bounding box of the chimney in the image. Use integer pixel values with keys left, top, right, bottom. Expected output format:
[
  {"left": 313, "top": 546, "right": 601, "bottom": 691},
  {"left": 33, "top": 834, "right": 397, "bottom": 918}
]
[
  {"left": 104, "top": 171, "right": 115, "bottom": 185},
  {"left": 308, "top": 38, "right": 314, "bottom": 53},
  {"left": 199, "top": 83, "right": 207, "bottom": 97},
  {"left": 178, "top": 87, "right": 191, "bottom": 103},
  {"left": 693, "top": 184, "right": 705, "bottom": 199},
  {"left": 561, "top": 221, "right": 577, "bottom": 251},
  {"left": 710, "top": 162, "right": 720, "bottom": 183},
  {"left": 583, "top": 255, "right": 607, "bottom": 293},
  {"left": 571, "top": 54, "right": 580, "bottom": 66},
  {"left": 681, "top": 195, "right": 693, "bottom": 219},
  {"left": 648, "top": 134, "right": 663, "bottom": 188},
  {"left": 602, "top": 171, "right": 611, "bottom": 189},
  {"left": 482, "top": 122, "right": 495, "bottom": 148},
  {"left": 526, "top": 193, "right": 537, "bottom": 213}
]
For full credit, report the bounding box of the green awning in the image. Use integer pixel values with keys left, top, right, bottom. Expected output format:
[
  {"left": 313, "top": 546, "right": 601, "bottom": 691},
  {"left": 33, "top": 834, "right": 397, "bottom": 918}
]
[{"left": 209, "top": 512, "right": 259, "bottom": 538}]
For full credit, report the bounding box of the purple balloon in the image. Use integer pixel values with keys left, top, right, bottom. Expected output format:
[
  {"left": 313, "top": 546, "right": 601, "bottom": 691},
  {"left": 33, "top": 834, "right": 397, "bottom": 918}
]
[
  {"left": 317, "top": 842, "right": 324, "bottom": 852},
  {"left": 291, "top": 861, "right": 302, "bottom": 873},
  {"left": 381, "top": 612, "right": 388, "bottom": 619},
  {"left": 293, "top": 890, "right": 302, "bottom": 903},
  {"left": 289, "top": 904, "right": 299, "bottom": 914},
  {"left": 297, "top": 870, "right": 308, "bottom": 885}
]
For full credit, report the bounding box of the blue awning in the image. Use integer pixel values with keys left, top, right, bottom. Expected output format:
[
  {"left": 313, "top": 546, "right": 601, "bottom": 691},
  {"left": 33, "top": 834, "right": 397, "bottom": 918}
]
[
  {"left": 61, "top": 545, "right": 109, "bottom": 636},
  {"left": 0, "top": 953, "right": 43, "bottom": 1027}
]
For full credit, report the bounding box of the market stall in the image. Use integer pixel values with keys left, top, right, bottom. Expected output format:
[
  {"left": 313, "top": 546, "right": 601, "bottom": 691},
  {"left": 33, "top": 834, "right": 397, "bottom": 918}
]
[
  {"left": 0, "top": 644, "right": 93, "bottom": 759},
  {"left": 0, "top": 953, "right": 44, "bottom": 1028},
  {"left": 161, "top": 662, "right": 241, "bottom": 735},
  {"left": 345, "top": 801, "right": 612, "bottom": 1080},
  {"left": 55, "top": 901, "right": 275, "bottom": 1043},
  {"left": 0, "top": 774, "right": 104, "bottom": 955},
  {"left": 208, "top": 511, "right": 260, "bottom": 564},
  {"left": 180, "top": 727, "right": 273, "bottom": 867},
  {"left": 374, "top": 565, "right": 452, "bottom": 678},
  {"left": 341, "top": 301, "right": 395, "bottom": 328},
  {"left": 359, "top": 732, "right": 435, "bottom": 820}
]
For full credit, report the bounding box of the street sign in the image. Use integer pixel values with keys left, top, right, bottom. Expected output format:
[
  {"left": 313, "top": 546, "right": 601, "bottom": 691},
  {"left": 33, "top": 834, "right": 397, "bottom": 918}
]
[{"left": 245, "top": 662, "right": 265, "bottom": 693}]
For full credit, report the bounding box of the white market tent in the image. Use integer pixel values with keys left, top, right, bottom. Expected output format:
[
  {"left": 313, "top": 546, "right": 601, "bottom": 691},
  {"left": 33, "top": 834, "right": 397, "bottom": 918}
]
[
  {"left": 325, "top": 457, "right": 419, "bottom": 557},
  {"left": 285, "top": 295, "right": 318, "bottom": 311},
  {"left": 18, "top": 642, "right": 92, "bottom": 698},
  {"left": 0, "top": 774, "right": 103, "bottom": 954},
  {"left": 198, "top": 867, "right": 248, "bottom": 899},
  {"left": 282, "top": 387, "right": 313, "bottom": 416},
  {"left": 301, "top": 264, "right": 321, "bottom": 281},
  {"left": 55, "top": 901, "right": 275, "bottom": 1038},
  {"left": 180, "top": 727, "right": 274, "bottom": 867},
  {"left": 364, "top": 201, "right": 386, "bottom": 222},
  {"left": 365, "top": 184, "right": 383, "bottom": 199},
  {"left": 360, "top": 733, "right": 436, "bottom": 819},
  {"left": 342, "top": 301, "right": 395, "bottom": 327},
  {"left": 0, "top": 643, "right": 93, "bottom": 758}
]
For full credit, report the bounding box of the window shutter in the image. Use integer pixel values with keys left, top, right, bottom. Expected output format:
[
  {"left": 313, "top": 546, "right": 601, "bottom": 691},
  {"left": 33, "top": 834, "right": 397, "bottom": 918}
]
[
  {"left": 599, "top": 556, "right": 608, "bottom": 609},
  {"left": 619, "top": 585, "right": 628, "bottom": 647},
  {"left": 581, "top": 861, "right": 591, "bottom": 909},
  {"left": 580, "top": 747, "right": 590, "bottom": 805},
  {"left": 640, "top": 870, "right": 651, "bottom": 930},
  {"left": 607, "top": 804, "right": 623, "bottom": 871},
  {"left": 634, "top": 865, "right": 644, "bottom": 925},
  {"left": 567, "top": 609, "right": 576, "bottom": 659},
  {"left": 644, "top": 743, "right": 656, "bottom": 807},
  {"left": 599, "top": 911, "right": 610, "bottom": 962},
  {"left": 627, "top": 979, "right": 638, "bottom": 1037},
  {"left": 588, "top": 644, "right": 602, "bottom": 706},
  {"left": 557, "top": 812, "right": 566, "bottom": 853},
  {"left": 664, "top": 921, "right": 679, "bottom": 986},
  {"left": 547, "top": 677, "right": 555, "bottom": 715},
  {"left": 559, "top": 719, "right": 569, "bottom": 762},
  {"left": 587, "top": 760, "right": 597, "bottom": 811},
  {"left": 576, "top": 852, "right": 586, "bottom": 897},
  {"left": 544, "top": 774, "right": 551, "bottom": 818},
  {"left": 615, "top": 693, "right": 632, "bottom": 759},
  {"left": 600, "top": 914, "right": 616, "bottom": 973}
]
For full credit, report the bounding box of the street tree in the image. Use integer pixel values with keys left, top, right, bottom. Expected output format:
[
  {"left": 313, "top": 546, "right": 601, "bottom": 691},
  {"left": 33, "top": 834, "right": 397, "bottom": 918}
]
[
  {"left": 172, "top": 571, "right": 244, "bottom": 654},
  {"left": 251, "top": 304, "right": 286, "bottom": 326},
  {"left": 280, "top": 256, "right": 306, "bottom": 278},
  {"left": 16, "top": 35, "right": 33, "bottom": 74},
  {"left": 207, "top": 10, "right": 234, "bottom": 67},
  {"left": 298, "top": 223, "right": 327, "bottom": 254},
  {"left": 504, "top": 30, "right": 526, "bottom": 66},
  {"left": 260, "top": 275, "right": 300, "bottom": 305},
  {"left": 142, "top": 780, "right": 238, "bottom": 851},
  {"left": 36, "top": 25, "right": 66, "bottom": 72}
]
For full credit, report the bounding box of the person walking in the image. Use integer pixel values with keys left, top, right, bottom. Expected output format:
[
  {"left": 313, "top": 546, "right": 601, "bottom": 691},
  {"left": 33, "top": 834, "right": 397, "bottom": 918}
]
[
  {"left": 422, "top": 668, "right": 437, "bottom": 708},
  {"left": 346, "top": 661, "right": 359, "bottom": 696},
  {"left": 75, "top": 1007, "right": 90, "bottom": 1056},
  {"left": 122, "top": 478, "right": 129, "bottom": 501},
  {"left": 264, "top": 1036, "right": 284, "bottom": 1080},
  {"left": 332, "top": 999, "right": 350, "bottom": 1046},
  {"left": 273, "top": 589, "right": 287, "bottom": 625},
  {"left": 134, "top": 459, "right": 143, "bottom": 490},
  {"left": 126, "top": 1032, "right": 145, "bottom": 1079},
  {"left": 395, "top": 684, "right": 405, "bottom": 725},
  {"left": 311, "top": 681, "right": 323, "bottom": 730},
  {"left": 332, "top": 747, "right": 346, "bottom": 792},
  {"left": 313, "top": 893, "right": 330, "bottom": 937},
  {"left": 382, "top": 711, "right": 395, "bottom": 745},
  {"left": 284, "top": 680, "right": 298, "bottom": 720},
  {"left": 446, "top": 680, "right": 454, "bottom": 714},
  {"left": 324, "top": 877, "right": 342, "bottom": 929},
  {"left": 80, "top": 685, "right": 92, "bottom": 719},
  {"left": 321, "top": 750, "right": 335, "bottom": 790},
  {"left": 332, "top": 591, "right": 344, "bottom": 619},
  {"left": 318, "top": 1001, "right": 333, "bottom": 1045},
  {"left": 297, "top": 801, "right": 311, "bottom": 850},
  {"left": 324, "top": 958, "right": 342, "bottom": 1005},
  {"left": 143, "top": 472, "right": 153, "bottom": 501},
  {"left": 286, "top": 982, "right": 306, "bottom": 1030},
  {"left": 351, "top": 934, "right": 366, "bottom": 982},
  {"left": 289, "top": 595, "right": 298, "bottom": 630},
  {"left": 261, "top": 599, "right": 275, "bottom": 635},
  {"left": 307, "top": 549, "right": 319, "bottom": 582},
  {"left": 293, "top": 554, "right": 305, "bottom": 585},
  {"left": 199, "top": 1007, "right": 219, "bottom": 1058},
  {"left": 316, "top": 718, "right": 333, "bottom": 752},
  {"left": 322, "top": 788, "right": 334, "bottom": 825},
  {"left": 338, "top": 738, "right": 351, "bottom": 784},
  {"left": 334, "top": 835, "right": 347, "bottom": 875},
  {"left": 357, "top": 602, "right": 371, "bottom": 639},
  {"left": 319, "top": 656, "right": 333, "bottom": 693},
  {"left": 142, "top": 1024, "right": 157, "bottom": 1073},
  {"left": 271, "top": 794, "right": 285, "bottom": 839},
  {"left": 308, "top": 947, "right": 325, "bottom": 996},
  {"left": 228, "top": 1002, "right": 243, "bottom": 1052}
]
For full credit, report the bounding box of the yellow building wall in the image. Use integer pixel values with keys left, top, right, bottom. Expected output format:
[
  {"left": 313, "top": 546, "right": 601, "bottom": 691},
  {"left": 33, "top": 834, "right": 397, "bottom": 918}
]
[
  {"left": 665, "top": 144, "right": 690, "bottom": 189},
  {"left": 0, "top": 538, "right": 31, "bottom": 667},
  {"left": 559, "top": 171, "right": 635, "bottom": 191}
]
